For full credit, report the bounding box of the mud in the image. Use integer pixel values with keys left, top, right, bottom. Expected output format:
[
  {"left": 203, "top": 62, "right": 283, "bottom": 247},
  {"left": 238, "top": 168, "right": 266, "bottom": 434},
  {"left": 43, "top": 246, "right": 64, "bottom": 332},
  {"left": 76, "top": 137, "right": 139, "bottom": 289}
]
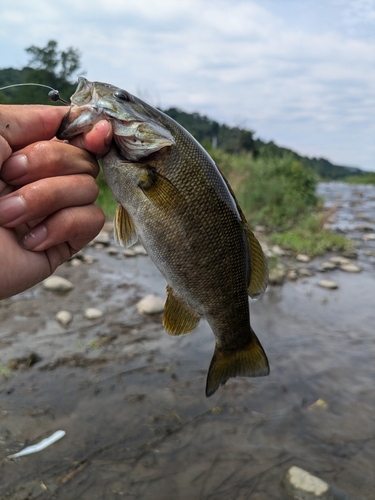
[{"left": 0, "top": 182, "right": 374, "bottom": 500}]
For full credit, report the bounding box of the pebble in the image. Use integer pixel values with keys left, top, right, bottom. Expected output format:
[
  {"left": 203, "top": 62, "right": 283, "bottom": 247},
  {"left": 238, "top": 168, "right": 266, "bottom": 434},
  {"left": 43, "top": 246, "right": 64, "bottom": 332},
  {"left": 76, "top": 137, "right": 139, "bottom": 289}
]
[
  {"left": 269, "top": 264, "right": 286, "bottom": 285},
  {"left": 296, "top": 254, "right": 310, "bottom": 263},
  {"left": 43, "top": 276, "right": 74, "bottom": 292},
  {"left": 55, "top": 310, "right": 73, "bottom": 326},
  {"left": 136, "top": 294, "right": 165, "bottom": 314},
  {"left": 329, "top": 256, "right": 350, "bottom": 265},
  {"left": 93, "top": 230, "right": 111, "bottom": 245},
  {"left": 70, "top": 258, "right": 82, "bottom": 267},
  {"left": 286, "top": 269, "right": 298, "bottom": 281},
  {"left": 362, "top": 233, "right": 375, "bottom": 241},
  {"left": 318, "top": 262, "right": 337, "bottom": 272},
  {"left": 341, "top": 250, "right": 358, "bottom": 259},
  {"left": 318, "top": 280, "right": 338, "bottom": 290},
  {"left": 84, "top": 308, "right": 104, "bottom": 320},
  {"left": 298, "top": 268, "right": 314, "bottom": 277},
  {"left": 107, "top": 246, "right": 119, "bottom": 256},
  {"left": 340, "top": 263, "right": 361, "bottom": 273},
  {"left": 84, "top": 255, "right": 95, "bottom": 264},
  {"left": 271, "top": 245, "right": 286, "bottom": 256},
  {"left": 132, "top": 244, "right": 148, "bottom": 256},
  {"left": 283, "top": 466, "right": 353, "bottom": 500},
  {"left": 285, "top": 466, "right": 329, "bottom": 497},
  {"left": 123, "top": 249, "right": 137, "bottom": 258}
]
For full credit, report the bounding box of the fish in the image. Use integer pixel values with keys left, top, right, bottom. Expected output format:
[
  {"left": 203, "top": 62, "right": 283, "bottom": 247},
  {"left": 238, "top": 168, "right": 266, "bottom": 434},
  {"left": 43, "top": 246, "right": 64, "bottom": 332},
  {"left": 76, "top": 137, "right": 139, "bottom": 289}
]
[{"left": 57, "top": 77, "right": 270, "bottom": 397}]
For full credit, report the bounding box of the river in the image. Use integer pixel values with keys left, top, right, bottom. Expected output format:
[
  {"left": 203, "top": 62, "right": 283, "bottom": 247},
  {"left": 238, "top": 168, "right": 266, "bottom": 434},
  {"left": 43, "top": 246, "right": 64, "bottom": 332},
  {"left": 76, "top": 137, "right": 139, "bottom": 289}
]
[{"left": 0, "top": 182, "right": 373, "bottom": 499}]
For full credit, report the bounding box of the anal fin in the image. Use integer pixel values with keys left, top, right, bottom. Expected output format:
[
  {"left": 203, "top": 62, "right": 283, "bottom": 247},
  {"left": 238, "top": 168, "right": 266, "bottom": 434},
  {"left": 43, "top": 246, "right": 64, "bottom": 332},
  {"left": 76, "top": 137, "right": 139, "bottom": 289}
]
[
  {"left": 163, "top": 285, "right": 201, "bottom": 336},
  {"left": 205, "top": 329, "right": 269, "bottom": 397},
  {"left": 114, "top": 204, "right": 138, "bottom": 248}
]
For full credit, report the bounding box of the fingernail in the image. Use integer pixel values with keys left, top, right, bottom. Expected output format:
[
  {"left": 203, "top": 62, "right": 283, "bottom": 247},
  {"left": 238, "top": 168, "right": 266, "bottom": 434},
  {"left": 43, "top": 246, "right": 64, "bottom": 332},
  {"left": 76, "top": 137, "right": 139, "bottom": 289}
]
[
  {"left": 3, "top": 154, "right": 28, "bottom": 180},
  {"left": 0, "top": 196, "right": 26, "bottom": 224},
  {"left": 22, "top": 224, "right": 47, "bottom": 249}
]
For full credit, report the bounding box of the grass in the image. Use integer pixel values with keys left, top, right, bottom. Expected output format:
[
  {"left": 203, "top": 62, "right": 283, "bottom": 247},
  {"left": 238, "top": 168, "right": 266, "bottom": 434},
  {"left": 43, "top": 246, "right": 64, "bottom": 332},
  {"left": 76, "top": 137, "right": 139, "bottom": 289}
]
[
  {"left": 273, "top": 214, "right": 352, "bottom": 257},
  {"left": 344, "top": 173, "right": 375, "bottom": 185}
]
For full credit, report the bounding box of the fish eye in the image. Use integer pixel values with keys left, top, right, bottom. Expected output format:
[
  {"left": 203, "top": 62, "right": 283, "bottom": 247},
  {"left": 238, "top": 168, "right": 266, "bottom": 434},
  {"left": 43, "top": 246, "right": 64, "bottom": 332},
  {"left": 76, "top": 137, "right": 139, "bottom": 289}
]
[{"left": 114, "top": 91, "right": 130, "bottom": 102}]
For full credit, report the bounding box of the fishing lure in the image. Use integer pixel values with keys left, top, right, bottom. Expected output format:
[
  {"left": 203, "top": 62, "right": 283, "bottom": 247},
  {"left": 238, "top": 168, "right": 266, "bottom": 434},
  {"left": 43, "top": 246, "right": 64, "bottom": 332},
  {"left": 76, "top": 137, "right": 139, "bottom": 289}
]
[{"left": 0, "top": 83, "right": 68, "bottom": 104}]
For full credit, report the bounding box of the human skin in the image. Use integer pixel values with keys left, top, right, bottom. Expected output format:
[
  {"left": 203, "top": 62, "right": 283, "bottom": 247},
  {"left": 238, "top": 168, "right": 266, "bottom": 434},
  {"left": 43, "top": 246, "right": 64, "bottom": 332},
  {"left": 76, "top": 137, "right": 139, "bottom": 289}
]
[{"left": 0, "top": 105, "right": 113, "bottom": 299}]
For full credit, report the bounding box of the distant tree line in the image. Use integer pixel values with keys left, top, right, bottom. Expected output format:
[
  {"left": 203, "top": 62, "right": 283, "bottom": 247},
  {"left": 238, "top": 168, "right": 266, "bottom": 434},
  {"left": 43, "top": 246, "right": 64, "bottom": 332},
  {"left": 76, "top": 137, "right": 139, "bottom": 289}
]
[{"left": 0, "top": 40, "right": 365, "bottom": 180}]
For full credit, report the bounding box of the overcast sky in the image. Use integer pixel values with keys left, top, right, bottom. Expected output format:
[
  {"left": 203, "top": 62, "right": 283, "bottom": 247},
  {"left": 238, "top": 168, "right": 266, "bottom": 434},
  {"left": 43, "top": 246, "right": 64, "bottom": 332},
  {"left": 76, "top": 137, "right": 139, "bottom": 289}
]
[{"left": 1, "top": 0, "right": 375, "bottom": 170}]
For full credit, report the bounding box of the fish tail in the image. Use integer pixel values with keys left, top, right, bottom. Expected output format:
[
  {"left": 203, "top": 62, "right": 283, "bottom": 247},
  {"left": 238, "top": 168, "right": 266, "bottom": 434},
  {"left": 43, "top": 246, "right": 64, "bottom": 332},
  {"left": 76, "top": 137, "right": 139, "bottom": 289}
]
[{"left": 205, "top": 330, "right": 269, "bottom": 397}]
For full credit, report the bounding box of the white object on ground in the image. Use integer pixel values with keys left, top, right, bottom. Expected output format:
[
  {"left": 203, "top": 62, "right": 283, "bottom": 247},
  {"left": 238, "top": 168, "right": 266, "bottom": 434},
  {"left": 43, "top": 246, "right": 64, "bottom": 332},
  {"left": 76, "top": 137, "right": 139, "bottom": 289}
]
[{"left": 8, "top": 430, "right": 66, "bottom": 459}]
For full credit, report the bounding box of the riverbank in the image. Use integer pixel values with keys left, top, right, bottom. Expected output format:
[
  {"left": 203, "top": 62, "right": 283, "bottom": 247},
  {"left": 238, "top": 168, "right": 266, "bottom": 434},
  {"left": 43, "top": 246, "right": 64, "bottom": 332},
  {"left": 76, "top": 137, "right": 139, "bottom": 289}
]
[{"left": 0, "top": 182, "right": 374, "bottom": 499}]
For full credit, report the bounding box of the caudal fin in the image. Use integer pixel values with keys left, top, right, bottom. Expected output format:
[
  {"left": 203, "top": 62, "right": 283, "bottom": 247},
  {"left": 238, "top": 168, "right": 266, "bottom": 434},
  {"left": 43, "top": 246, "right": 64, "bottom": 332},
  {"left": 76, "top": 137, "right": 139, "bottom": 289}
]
[{"left": 205, "top": 332, "right": 269, "bottom": 397}]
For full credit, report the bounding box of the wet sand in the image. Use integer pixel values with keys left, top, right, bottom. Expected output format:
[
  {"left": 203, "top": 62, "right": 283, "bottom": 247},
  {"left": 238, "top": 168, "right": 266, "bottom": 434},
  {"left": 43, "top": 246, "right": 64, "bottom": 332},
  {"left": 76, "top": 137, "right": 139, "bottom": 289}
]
[{"left": 0, "top": 183, "right": 374, "bottom": 499}]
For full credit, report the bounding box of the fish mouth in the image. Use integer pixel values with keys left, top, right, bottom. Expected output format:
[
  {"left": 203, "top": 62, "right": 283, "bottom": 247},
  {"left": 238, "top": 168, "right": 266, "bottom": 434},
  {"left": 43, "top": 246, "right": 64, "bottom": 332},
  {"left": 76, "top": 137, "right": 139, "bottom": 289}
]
[{"left": 57, "top": 103, "right": 106, "bottom": 140}]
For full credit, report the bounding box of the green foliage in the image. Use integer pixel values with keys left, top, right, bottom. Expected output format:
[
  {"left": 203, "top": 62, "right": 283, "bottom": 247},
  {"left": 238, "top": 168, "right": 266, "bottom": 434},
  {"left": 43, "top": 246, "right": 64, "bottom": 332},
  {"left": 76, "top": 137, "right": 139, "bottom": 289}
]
[
  {"left": 96, "top": 170, "right": 117, "bottom": 216},
  {"left": 163, "top": 108, "right": 256, "bottom": 155},
  {"left": 209, "top": 149, "right": 319, "bottom": 230},
  {"left": 273, "top": 215, "right": 352, "bottom": 257},
  {"left": 0, "top": 40, "right": 81, "bottom": 105},
  {"left": 344, "top": 173, "right": 375, "bottom": 184}
]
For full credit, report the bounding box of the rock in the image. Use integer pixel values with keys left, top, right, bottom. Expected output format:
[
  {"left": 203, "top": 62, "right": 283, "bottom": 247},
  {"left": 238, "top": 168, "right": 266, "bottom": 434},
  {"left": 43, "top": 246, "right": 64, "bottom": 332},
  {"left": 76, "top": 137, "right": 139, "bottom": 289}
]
[
  {"left": 132, "top": 244, "right": 148, "bottom": 256},
  {"left": 255, "top": 225, "right": 267, "bottom": 232},
  {"left": 355, "top": 224, "right": 373, "bottom": 232},
  {"left": 298, "top": 268, "right": 314, "bottom": 277},
  {"left": 83, "top": 254, "right": 96, "bottom": 264},
  {"left": 362, "top": 233, "right": 375, "bottom": 241},
  {"left": 283, "top": 466, "right": 353, "bottom": 500},
  {"left": 340, "top": 263, "right": 361, "bottom": 273},
  {"left": 84, "top": 308, "right": 104, "bottom": 320},
  {"left": 341, "top": 250, "right": 358, "bottom": 260},
  {"left": 286, "top": 269, "right": 298, "bottom": 281},
  {"left": 318, "top": 280, "right": 338, "bottom": 290},
  {"left": 308, "top": 398, "right": 329, "bottom": 411},
  {"left": 43, "top": 276, "right": 74, "bottom": 292},
  {"left": 107, "top": 246, "right": 119, "bottom": 256},
  {"left": 103, "top": 220, "right": 114, "bottom": 233},
  {"left": 7, "top": 352, "right": 41, "bottom": 371},
  {"left": 329, "top": 256, "right": 350, "bottom": 265},
  {"left": 56, "top": 310, "right": 73, "bottom": 326},
  {"left": 296, "top": 254, "right": 311, "bottom": 263},
  {"left": 136, "top": 294, "right": 165, "bottom": 314},
  {"left": 93, "top": 230, "right": 111, "bottom": 245},
  {"left": 70, "top": 258, "right": 82, "bottom": 267},
  {"left": 269, "top": 264, "right": 286, "bottom": 285},
  {"left": 123, "top": 249, "right": 137, "bottom": 257},
  {"left": 272, "top": 245, "right": 286, "bottom": 256},
  {"left": 318, "top": 262, "right": 337, "bottom": 272}
]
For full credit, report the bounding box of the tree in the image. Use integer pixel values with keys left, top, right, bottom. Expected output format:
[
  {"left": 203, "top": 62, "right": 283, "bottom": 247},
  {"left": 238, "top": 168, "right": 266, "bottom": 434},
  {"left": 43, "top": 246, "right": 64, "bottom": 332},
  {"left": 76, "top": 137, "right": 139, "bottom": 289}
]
[{"left": 25, "top": 40, "right": 81, "bottom": 82}]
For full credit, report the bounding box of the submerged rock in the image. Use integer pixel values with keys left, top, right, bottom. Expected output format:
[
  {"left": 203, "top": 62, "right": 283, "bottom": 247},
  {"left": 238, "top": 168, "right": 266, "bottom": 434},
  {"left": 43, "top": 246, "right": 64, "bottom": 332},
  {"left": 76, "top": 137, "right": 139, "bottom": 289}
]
[
  {"left": 296, "top": 254, "right": 311, "bottom": 263},
  {"left": 136, "top": 294, "right": 165, "bottom": 314},
  {"left": 283, "top": 466, "right": 353, "bottom": 500},
  {"left": 318, "top": 262, "right": 337, "bottom": 272},
  {"left": 268, "top": 264, "right": 286, "bottom": 285},
  {"left": 318, "top": 280, "right": 338, "bottom": 290},
  {"left": 43, "top": 276, "right": 74, "bottom": 292},
  {"left": 340, "top": 263, "right": 361, "bottom": 273},
  {"left": 298, "top": 268, "right": 314, "bottom": 277},
  {"left": 93, "top": 230, "right": 111, "bottom": 245},
  {"left": 329, "top": 256, "right": 350, "bottom": 266}
]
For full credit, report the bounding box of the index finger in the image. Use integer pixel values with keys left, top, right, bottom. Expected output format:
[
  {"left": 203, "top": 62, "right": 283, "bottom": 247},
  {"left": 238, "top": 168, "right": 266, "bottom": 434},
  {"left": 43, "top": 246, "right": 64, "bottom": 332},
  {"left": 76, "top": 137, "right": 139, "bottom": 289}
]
[{"left": 0, "top": 104, "right": 68, "bottom": 151}]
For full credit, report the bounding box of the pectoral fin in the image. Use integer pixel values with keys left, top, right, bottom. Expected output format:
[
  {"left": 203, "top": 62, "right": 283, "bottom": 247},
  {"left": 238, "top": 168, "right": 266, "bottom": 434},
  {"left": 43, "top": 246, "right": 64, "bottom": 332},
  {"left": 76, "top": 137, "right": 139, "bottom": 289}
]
[
  {"left": 206, "top": 329, "right": 269, "bottom": 397},
  {"left": 114, "top": 204, "right": 138, "bottom": 248},
  {"left": 163, "top": 285, "right": 201, "bottom": 335},
  {"left": 138, "top": 167, "right": 181, "bottom": 210}
]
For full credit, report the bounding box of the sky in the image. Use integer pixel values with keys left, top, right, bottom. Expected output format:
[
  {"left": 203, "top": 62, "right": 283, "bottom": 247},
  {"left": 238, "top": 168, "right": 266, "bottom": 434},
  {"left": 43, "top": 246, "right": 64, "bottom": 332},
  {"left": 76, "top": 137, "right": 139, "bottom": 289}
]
[{"left": 1, "top": 0, "right": 375, "bottom": 171}]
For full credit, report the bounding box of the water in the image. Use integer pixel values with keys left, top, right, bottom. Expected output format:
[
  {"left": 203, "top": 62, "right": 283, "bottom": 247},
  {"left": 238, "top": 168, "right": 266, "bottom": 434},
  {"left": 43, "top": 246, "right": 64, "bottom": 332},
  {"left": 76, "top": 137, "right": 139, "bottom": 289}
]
[{"left": 0, "top": 183, "right": 374, "bottom": 499}]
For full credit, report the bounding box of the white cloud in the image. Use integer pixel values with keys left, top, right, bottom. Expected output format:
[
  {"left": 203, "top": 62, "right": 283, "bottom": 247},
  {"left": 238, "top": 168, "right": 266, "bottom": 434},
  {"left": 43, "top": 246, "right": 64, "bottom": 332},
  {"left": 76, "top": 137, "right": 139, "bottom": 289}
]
[{"left": 0, "top": 0, "right": 374, "bottom": 170}]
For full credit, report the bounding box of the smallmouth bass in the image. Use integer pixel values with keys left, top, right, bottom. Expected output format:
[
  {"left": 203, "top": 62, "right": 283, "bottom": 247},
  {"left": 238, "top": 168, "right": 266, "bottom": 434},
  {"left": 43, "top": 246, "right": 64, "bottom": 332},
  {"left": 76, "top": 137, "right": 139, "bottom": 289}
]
[{"left": 58, "top": 77, "right": 270, "bottom": 396}]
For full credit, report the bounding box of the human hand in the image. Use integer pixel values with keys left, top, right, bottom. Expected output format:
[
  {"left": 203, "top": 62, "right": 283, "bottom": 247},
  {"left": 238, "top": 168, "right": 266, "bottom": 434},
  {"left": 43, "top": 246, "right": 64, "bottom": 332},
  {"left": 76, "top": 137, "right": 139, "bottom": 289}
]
[{"left": 0, "top": 105, "right": 112, "bottom": 299}]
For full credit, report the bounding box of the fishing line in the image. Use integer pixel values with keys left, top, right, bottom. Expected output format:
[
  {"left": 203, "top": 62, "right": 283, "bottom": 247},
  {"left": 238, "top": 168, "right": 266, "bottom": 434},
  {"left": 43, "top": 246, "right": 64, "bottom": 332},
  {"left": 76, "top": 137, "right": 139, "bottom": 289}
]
[{"left": 0, "top": 83, "right": 69, "bottom": 105}]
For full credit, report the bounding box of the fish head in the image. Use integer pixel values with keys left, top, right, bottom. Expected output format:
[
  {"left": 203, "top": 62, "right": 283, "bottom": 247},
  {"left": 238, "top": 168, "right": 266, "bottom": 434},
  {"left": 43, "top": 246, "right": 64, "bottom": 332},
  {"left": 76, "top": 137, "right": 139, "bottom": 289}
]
[{"left": 57, "top": 77, "right": 175, "bottom": 161}]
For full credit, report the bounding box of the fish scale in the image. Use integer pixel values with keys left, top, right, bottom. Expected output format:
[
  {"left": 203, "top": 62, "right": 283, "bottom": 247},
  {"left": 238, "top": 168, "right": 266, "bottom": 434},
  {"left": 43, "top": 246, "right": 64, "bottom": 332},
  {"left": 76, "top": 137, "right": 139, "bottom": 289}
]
[{"left": 58, "top": 77, "right": 270, "bottom": 397}]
